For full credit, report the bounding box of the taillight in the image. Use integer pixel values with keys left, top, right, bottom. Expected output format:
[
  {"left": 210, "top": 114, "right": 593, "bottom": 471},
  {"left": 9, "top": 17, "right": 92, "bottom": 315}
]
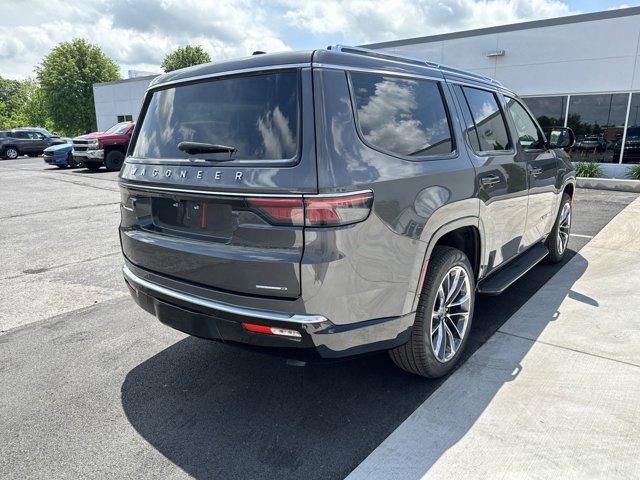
[
  {"left": 304, "top": 192, "right": 373, "bottom": 227},
  {"left": 242, "top": 322, "right": 302, "bottom": 339},
  {"left": 247, "top": 198, "right": 304, "bottom": 226},
  {"left": 248, "top": 191, "right": 373, "bottom": 227}
]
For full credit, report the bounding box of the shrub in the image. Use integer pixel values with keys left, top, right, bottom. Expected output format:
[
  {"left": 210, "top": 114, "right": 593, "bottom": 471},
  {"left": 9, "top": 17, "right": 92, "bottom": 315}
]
[
  {"left": 574, "top": 161, "right": 602, "bottom": 178},
  {"left": 627, "top": 164, "right": 640, "bottom": 181}
]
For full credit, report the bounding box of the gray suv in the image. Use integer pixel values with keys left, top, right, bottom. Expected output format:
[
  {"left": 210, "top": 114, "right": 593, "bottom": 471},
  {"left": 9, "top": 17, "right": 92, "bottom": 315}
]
[
  {"left": 119, "top": 46, "right": 575, "bottom": 377},
  {"left": 0, "top": 128, "right": 64, "bottom": 159}
]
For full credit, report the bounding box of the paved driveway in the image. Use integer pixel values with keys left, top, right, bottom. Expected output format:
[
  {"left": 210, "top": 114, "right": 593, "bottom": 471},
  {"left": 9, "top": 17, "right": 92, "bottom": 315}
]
[{"left": 1, "top": 156, "right": 637, "bottom": 479}]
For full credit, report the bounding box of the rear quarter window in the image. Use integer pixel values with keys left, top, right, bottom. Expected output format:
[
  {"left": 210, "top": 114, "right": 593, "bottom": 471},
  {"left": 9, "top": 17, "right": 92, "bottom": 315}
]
[
  {"left": 349, "top": 72, "right": 454, "bottom": 158},
  {"left": 132, "top": 70, "right": 300, "bottom": 162}
]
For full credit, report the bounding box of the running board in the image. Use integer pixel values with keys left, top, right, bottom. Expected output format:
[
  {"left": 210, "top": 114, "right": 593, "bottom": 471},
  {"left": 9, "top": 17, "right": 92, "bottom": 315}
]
[{"left": 477, "top": 244, "right": 549, "bottom": 295}]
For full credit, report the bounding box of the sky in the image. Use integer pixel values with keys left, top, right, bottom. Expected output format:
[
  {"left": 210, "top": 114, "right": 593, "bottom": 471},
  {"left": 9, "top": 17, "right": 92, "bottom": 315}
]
[{"left": 0, "top": 0, "right": 638, "bottom": 80}]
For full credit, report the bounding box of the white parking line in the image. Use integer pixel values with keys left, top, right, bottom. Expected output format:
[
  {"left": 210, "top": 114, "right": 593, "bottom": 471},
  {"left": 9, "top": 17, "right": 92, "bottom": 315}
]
[{"left": 570, "top": 233, "right": 593, "bottom": 239}]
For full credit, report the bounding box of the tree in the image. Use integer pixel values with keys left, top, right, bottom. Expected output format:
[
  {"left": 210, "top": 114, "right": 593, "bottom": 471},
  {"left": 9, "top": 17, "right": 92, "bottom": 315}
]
[
  {"left": 37, "top": 39, "right": 120, "bottom": 135},
  {"left": 0, "top": 77, "right": 29, "bottom": 129},
  {"left": 162, "top": 45, "right": 211, "bottom": 73}
]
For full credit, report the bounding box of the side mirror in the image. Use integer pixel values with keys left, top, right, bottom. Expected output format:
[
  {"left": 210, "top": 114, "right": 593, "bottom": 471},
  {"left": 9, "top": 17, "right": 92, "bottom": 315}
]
[{"left": 547, "top": 127, "right": 575, "bottom": 149}]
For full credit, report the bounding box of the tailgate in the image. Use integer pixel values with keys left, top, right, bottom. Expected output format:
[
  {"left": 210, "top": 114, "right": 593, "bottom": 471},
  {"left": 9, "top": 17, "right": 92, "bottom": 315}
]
[{"left": 119, "top": 66, "right": 316, "bottom": 299}]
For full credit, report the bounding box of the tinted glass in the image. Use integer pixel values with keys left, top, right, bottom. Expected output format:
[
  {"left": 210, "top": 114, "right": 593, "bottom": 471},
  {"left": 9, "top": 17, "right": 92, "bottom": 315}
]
[
  {"left": 453, "top": 85, "right": 481, "bottom": 152},
  {"left": 350, "top": 72, "right": 453, "bottom": 157},
  {"left": 506, "top": 98, "right": 544, "bottom": 149},
  {"left": 523, "top": 96, "right": 566, "bottom": 129},
  {"left": 621, "top": 93, "right": 640, "bottom": 163},
  {"left": 133, "top": 71, "right": 299, "bottom": 161},
  {"left": 567, "top": 93, "right": 627, "bottom": 163},
  {"left": 462, "top": 87, "right": 510, "bottom": 151}
]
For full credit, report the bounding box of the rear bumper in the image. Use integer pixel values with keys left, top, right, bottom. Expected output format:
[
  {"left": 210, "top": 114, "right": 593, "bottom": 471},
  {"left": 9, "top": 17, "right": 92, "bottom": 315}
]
[{"left": 123, "top": 265, "right": 414, "bottom": 359}]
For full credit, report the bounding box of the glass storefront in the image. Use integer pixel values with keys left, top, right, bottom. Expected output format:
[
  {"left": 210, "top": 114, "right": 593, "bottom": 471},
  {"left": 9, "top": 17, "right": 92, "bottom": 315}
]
[
  {"left": 523, "top": 96, "right": 567, "bottom": 129},
  {"left": 523, "top": 92, "right": 640, "bottom": 164}
]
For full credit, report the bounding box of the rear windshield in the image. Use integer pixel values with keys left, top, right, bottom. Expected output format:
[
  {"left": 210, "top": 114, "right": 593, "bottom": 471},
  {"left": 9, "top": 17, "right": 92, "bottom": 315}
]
[{"left": 132, "top": 71, "right": 299, "bottom": 161}]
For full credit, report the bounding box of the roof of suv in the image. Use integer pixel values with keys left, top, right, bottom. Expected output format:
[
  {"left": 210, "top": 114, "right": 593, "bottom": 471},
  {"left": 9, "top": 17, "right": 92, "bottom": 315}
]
[{"left": 148, "top": 46, "right": 511, "bottom": 95}]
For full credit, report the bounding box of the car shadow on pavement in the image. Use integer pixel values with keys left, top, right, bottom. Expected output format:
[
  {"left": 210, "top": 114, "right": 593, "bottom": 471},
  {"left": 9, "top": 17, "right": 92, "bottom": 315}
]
[{"left": 120, "top": 252, "right": 590, "bottom": 480}]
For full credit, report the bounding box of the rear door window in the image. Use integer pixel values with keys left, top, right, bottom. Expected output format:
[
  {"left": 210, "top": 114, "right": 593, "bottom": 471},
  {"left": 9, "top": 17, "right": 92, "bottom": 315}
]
[
  {"left": 349, "top": 72, "right": 453, "bottom": 158},
  {"left": 132, "top": 71, "right": 300, "bottom": 161},
  {"left": 461, "top": 87, "right": 511, "bottom": 152}
]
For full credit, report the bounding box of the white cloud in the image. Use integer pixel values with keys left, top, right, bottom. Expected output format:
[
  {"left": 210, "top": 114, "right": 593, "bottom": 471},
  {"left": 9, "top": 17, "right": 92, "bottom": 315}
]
[
  {"left": 0, "top": 0, "right": 579, "bottom": 80},
  {"left": 282, "top": 0, "right": 573, "bottom": 43}
]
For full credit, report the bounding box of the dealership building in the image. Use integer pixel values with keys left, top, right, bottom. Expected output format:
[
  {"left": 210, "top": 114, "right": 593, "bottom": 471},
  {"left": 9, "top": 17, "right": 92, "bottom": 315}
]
[{"left": 93, "top": 7, "right": 640, "bottom": 176}]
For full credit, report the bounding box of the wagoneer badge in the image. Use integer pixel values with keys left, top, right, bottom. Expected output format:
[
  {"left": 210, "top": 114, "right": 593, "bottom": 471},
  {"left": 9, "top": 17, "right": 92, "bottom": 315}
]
[{"left": 128, "top": 165, "right": 243, "bottom": 181}]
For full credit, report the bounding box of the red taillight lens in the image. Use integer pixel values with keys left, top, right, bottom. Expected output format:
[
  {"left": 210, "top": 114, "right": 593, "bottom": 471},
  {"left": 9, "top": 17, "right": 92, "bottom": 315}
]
[
  {"left": 247, "top": 191, "right": 373, "bottom": 227},
  {"left": 248, "top": 197, "right": 304, "bottom": 226},
  {"left": 304, "top": 192, "right": 373, "bottom": 227}
]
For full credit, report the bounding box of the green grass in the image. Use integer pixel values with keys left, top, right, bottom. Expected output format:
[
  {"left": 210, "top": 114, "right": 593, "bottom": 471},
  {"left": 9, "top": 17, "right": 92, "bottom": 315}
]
[
  {"left": 627, "top": 164, "right": 640, "bottom": 181},
  {"left": 574, "top": 161, "right": 603, "bottom": 178}
]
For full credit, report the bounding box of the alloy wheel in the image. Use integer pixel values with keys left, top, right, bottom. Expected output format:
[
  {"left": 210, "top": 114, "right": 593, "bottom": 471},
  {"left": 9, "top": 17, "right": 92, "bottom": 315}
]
[
  {"left": 6, "top": 148, "right": 18, "bottom": 159},
  {"left": 557, "top": 202, "right": 571, "bottom": 255},
  {"left": 430, "top": 266, "right": 471, "bottom": 363}
]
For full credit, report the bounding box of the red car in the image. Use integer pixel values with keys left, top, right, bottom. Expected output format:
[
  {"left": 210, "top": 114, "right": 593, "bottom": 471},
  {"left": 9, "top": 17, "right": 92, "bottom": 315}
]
[{"left": 72, "top": 121, "right": 135, "bottom": 171}]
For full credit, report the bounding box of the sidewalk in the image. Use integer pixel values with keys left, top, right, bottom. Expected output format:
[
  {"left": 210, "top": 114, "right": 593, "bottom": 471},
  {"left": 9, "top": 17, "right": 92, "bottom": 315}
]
[{"left": 347, "top": 197, "right": 640, "bottom": 480}]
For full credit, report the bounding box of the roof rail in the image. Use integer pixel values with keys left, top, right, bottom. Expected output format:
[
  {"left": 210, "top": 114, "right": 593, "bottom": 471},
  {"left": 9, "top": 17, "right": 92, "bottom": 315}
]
[{"left": 327, "top": 44, "right": 502, "bottom": 87}]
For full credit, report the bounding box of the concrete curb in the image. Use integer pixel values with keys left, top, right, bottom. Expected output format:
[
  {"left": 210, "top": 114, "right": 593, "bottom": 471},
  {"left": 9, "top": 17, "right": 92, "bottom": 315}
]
[{"left": 576, "top": 177, "right": 640, "bottom": 193}]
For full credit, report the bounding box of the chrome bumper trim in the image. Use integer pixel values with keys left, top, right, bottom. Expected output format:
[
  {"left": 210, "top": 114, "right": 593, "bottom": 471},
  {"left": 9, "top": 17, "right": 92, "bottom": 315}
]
[{"left": 122, "top": 265, "right": 327, "bottom": 324}]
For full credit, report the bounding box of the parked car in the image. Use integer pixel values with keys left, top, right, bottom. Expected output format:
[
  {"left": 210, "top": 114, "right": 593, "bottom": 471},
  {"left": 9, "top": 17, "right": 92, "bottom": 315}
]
[
  {"left": 575, "top": 135, "right": 606, "bottom": 152},
  {"left": 43, "top": 138, "right": 78, "bottom": 168},
  {"left": 17, "top": 127, "right": 60, "bottom": 140},
  {"left": 0, "top": 128, "right": 65, "bottom": 159},
  {"left": 119, "top": 46, "right": 576, "bottom": 378},
  {"left": 614, "top": 126, "right": 640, "bottom": 163},
  {"left": 72, "top": 121, "right": 135, "bottom": 171}
]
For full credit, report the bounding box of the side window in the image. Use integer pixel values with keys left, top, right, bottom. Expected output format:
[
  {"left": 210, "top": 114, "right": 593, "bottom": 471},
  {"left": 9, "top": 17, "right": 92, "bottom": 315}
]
[
  {"left": 505, "top": 97, "right": 545, "bottom": 150},
  {"left": 462, "top": 87, "right": 511, "bottom": 152},
  {"left": 350, "top": 72, "right": 453, "bottom": 157}
]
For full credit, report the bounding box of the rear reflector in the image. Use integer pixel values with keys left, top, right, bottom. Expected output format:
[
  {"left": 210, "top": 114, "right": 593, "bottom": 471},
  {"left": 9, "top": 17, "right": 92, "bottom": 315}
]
[
  {"left": 242, "top": 322, "right": 302, "bottom": 339},
  {"left": 248, "top": 191, "right": 373, "bottom": 227}
]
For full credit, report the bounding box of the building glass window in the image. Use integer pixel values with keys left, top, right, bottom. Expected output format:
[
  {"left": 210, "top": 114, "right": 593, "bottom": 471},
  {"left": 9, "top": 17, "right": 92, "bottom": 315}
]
[
  {"left": 117, "top": 114, "right": 133, "bottom": 122},
  {"left": 620, "top": 93, "right": 640, "bottom": 164},
  {"left": 522, "top": 96, "right": 567, "bottom": 130},
  {"left": 567, "top": 93, "right": 627, "bottom": 163}
]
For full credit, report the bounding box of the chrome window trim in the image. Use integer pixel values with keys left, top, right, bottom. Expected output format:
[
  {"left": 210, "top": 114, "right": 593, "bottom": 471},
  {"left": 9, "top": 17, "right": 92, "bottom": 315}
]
[
  {"left": 148, "top": 63, "right": 310, "bottom": 91},
  {"left": 123, "top": 265, "right": 327, "bottom": 324}
]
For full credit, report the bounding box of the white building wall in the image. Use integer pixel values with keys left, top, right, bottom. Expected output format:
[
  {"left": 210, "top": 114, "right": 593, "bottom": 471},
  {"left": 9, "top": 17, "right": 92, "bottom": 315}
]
[
  {"left": 375, "top": 12, "right": 640, "bottom": 97},
  {"left": 93, "top": 76, "right": 157, "bottom": 132}
]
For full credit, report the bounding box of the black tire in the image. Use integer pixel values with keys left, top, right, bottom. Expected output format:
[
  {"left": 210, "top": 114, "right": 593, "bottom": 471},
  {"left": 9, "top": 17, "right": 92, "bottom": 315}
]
[
  {"left": 546, "top": 193, "right": 572, "bottom": 263},
  {"left": 104, "top": 150, "right": 125, "bottom": 171},
  {"left": 3, "top": 147, "right": 19, "bottom": 160},
  {"left": 84, "top": 161, "right": 102, "bottom": 172},
  {"left": 67, "top": 153, "right": 78, "bottom": 168},
  {"left": 389, "top": 246, "right": 475, "bottom": 378}
]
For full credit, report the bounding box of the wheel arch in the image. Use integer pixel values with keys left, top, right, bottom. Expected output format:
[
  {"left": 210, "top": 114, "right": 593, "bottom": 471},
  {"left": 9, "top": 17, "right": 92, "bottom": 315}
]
[{"left": 408, "top": 217, "right": 483, "bottom": 312}]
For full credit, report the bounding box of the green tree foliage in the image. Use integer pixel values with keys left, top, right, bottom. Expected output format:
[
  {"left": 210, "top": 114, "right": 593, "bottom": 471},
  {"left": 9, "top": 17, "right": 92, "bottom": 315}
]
[
  {"left": 37, "top": 38, "right": 120, "bottom": 135},
  {"left": 161, "top": 45, "right": 211, "bottom": 73},
  {"left": 0, "top": 77, "right": 28, "bottom": 129}
]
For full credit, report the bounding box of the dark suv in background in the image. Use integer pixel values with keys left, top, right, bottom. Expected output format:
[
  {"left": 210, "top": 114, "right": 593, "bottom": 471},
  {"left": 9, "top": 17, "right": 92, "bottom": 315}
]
[
  {"left": 0, "top": 128, "right": 65, "bottom": 159},
  {"left": 119, "top": 46, "right": 575, "bottom": 378}
]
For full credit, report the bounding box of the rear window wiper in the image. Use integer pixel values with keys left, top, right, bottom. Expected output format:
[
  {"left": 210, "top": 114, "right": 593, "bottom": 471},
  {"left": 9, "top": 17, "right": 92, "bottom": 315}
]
[{"left": 177, "top": 141, "right": 238, "bottom": 158}]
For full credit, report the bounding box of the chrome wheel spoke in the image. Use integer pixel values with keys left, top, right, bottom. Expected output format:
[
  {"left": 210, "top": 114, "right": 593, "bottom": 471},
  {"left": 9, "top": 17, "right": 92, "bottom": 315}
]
[{"left": 430, "top": 265, "right": 471, "bottom": 363}]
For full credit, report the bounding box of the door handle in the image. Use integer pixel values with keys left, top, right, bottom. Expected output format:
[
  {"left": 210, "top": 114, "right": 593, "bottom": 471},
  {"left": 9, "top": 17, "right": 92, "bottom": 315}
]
[
  {"left": 480, "top": 175, "right": 501, "bottom": 186},
  {"left": 529, "top": 167, "right": 543, "bottom": 176}
]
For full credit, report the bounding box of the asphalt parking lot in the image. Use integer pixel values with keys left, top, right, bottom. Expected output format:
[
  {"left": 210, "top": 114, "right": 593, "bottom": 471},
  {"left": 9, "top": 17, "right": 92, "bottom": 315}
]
[{"left": 1, "top": 156, "right": 638, "bottom": 479}]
